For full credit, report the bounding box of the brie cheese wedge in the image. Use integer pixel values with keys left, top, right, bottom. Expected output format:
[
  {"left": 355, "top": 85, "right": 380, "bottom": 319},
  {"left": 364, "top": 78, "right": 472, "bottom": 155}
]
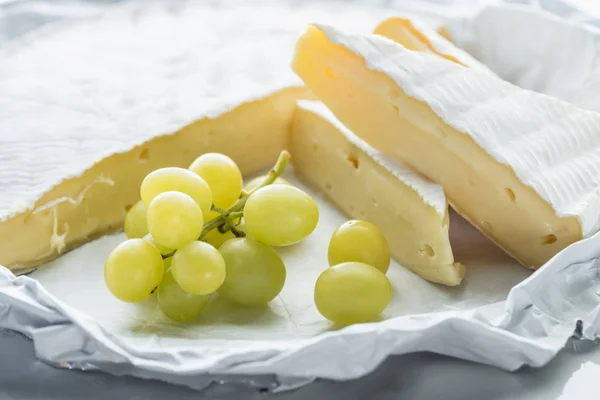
[
  {"left": 374, "top": 17, "right": 494, "bottom": 75},
  {"left": 291, "top": 101, "right": 464, "bottom": 285},
  {"left": 292, "top": 24, "right": 600, "bottom": 269},
  {"left": 0, "top": 89, "right": 310, "bottom": 271},
  {"left": 0, "top": 4, "right": 320, "bottom": 271}
]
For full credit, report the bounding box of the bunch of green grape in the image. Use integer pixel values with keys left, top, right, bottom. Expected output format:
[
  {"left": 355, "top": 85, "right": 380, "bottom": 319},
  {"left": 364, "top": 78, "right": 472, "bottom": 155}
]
[{"left": 105, "top": 151, "right": 320, "bottom": 322}]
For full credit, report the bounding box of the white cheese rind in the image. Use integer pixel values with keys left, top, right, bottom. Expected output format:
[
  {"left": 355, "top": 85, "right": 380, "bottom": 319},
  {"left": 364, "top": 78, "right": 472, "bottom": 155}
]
[
  {"left": 0, "top": 2, "right": 390, "bottom": 223},
  {"left": 297, "top": 100, "right": 446, "bottom": 218},
  {"left": 317, "top": 24, "right": 600, "bottom": 238}
]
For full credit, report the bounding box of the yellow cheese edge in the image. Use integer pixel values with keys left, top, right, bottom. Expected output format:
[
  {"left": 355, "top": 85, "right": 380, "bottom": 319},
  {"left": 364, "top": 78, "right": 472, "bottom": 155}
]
[
  {"left": 1, "top": 87, "right": 314, "bottom": 271},
  {"left": 373, "top": 17, "right": 489, "bottom": 73},
  {"left": 437, "top": 26, "right": 452, "bottom": 42},
  {"left": 374, "top": 18, "right": 463, "bottom": 64},
  {"left": 292, "top": 25, "right": 582, "bottom": 269},
  {"left": 291, "top": 103, "right": 465, "bottom": 286}
]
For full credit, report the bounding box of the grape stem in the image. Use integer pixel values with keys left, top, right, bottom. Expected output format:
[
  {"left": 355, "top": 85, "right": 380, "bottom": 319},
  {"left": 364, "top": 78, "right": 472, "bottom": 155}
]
[
  {"left": 228, "top": 211, "right": 244, "bottom": 220},
  {"left": 231, "top": 226, "right": 246, "bottom": 238},
  {"left": 199, "top": 150, "right": 290, "bottom": 240},
  {"left": 210, "top": 205, "right": 228, "bottom": 215}
]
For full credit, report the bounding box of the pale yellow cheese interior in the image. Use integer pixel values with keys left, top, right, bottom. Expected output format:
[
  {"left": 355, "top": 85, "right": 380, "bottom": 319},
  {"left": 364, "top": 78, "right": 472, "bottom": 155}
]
[
  {"left": 1, "top": 87, "right": 313, "bottom": 271},
  {"left": 291, "top": 104, "right": 464, "bottom": 285},
  {"left": 374, "top": 18, "right": 466, "bottom": 66},
  {"left": 292, "top": 26, "right": 581, "bottom": 269}
]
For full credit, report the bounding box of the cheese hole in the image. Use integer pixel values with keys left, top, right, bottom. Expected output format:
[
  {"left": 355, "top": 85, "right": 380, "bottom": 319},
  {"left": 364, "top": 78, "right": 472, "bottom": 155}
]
[
  {"left": 124, "top": 204, "right": 133, "bottom": 212},
  {"left": 505, "top": 188, "right": 516, "bottom": 202},
  {"left": 138, "top": 148, "right": 149, "bottom": 161},
  {"left": 359, "top": 210, "right": 366, "bottom": 217},
  {"left": 388, "top": 87, "right": 400, "bottom": 98},
  {"left": 541, "top": 234, "right": 557, "bottom": 245},
  {"left": 324, "top": 66, "right": 335, "bottom": 78},
  {"left": 325, "top": 183, "right": 333, "bottom": 191},
  {"left": 420, "top": 245, "right": 435, "bottom": 257},
  {"left": 346, "top": 154, "right": 359, "bottom": 169},
  {"left": 372, "top": 197, "right": 379, "bottom": 208},
  {"left": 313, "top": 143, "right": 319, "bottom": 151},
  {"left": 392, "top": 105, "right": 399, "bottom": 113}
]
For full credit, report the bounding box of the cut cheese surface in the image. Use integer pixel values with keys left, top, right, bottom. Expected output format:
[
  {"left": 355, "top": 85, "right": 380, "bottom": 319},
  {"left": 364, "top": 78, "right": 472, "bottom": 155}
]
[
  {"left": 292, "top": 24, "right": 600, "bottom": 269},
  {"left": 291, "top": 101, "right": 464, "bottom": 285},
  {"left": 0, "top": 3, "right": 392, "bottom": 270},
  {"left": 374, "top": 17, "right": 494, "bottom": 75}
]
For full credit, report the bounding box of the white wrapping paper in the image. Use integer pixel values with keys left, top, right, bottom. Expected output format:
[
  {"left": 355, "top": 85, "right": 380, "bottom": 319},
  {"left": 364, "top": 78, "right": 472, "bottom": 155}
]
[
  {"left": 446, "top": 1, "right": 600, "bottom": 111},
  {"left": 2, "top": 0, "right": 600, "bottom": 392}
]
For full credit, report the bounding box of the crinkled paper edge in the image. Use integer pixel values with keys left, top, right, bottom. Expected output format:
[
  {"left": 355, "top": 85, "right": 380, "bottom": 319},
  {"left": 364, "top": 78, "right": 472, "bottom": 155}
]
[{"left": 2, "top": 228, "right": 600, "bottom": 391}]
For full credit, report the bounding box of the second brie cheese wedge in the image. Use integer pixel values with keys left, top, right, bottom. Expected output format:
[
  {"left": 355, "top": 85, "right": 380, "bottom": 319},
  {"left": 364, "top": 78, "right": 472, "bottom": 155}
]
[
  {"left": 291, "top": 101, "right": 464, "bottom": 286},
  {"left": 292, "top": 24, "right": 600, "bottom": 269},
  {"left": 373, "top": 17, "right": 494, "bottom": 75}
]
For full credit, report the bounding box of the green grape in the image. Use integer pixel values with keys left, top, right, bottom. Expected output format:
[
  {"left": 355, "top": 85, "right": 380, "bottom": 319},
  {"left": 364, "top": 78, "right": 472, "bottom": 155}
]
[
  {"left": 146, "top": 191, "right": 204, "bottom": 249},
  {"left": 244, "top": 175, "right": 291, "bottom": 192},
  {"left": 218, "top": 237, "right": 286, "bottom": 306},
  {"left": 171, "top": 241, "right": 226, "bottom": 295},
  {"left": 189, "top": 153, "right": 243, "bottom": 209},
  {"left": 314, "top": 262, "right": 392, "bottom": 325},
  {"left": 328, "top": 220, "right": 391, "bottom": 273},
  {"left": 124, "top": 200, "right": 148, "bottom": 239},
  {"left": 203, "top": 210, "right": 236, "bottom": 248},
  {"left": 143, "top": 234, "right": 174, "bottom": 255},
  {"left": 104, "top": 239, "right": 164, "bottom": 302},
  {"left": 140, "top": 167, "right": 212, "bottom": 217},
  {"left": 157, "top": 269, "right": 210, "bottom": 322},
  {"left": 163, "top": 256, "right": 173, "bottom": 271},
  {"left": 244, "top": 184, "right": 319, "bottom": 246}
]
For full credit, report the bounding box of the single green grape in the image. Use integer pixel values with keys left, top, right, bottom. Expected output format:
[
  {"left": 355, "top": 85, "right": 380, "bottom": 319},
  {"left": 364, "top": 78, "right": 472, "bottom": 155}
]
[
  {"left": 171, "top": 241, "right": 226, "bottom": 295},
  {"left": 143, "top": 233, "right": 174, "bottom": 255},
  {"left": 188, "top": 153, "right": 243, "bottom": 209},
  {"left": 146, "top": 191, "right": 204, "bottom": 249},
  {"left": 244, "top": 175, "right": 291, "bottom": 192},
  {"left": 314, "top": 262, "right": 392, "bottom": 325},
  {"left": 104, "top": 239, "right": 164, "bottom": 302},
  {"left": 328, "top": 220, "right": 391, "bottom": 273},
  {"left": 157, "top": 269, "right": 210, "bottom": 322},
  {"left": 124, "top": 200, "right": 148, "bottom": 239},
  {"left": 140, "top": 167, "right": 212, "bottom": 217},
  {"left": 244, "top": 184, "right": 319, "bottom": 246},
  {"left": 163, "top": 256, "right": 173, "bottom": 271},
  {"left": 203, "top": 210, "right": 236, "bottom": 248},
  {"left": 218, "top": 238, "right": 286, "bottom": 306}
]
